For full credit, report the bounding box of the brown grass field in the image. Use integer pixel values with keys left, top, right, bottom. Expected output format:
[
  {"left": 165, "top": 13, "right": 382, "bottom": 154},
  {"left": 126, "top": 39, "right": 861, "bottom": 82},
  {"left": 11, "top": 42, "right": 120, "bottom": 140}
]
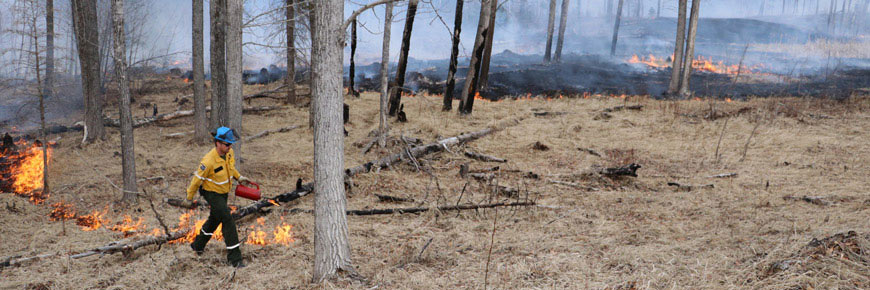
[{"left": 2, "top": 80, "right": 870, "bottom": 289}]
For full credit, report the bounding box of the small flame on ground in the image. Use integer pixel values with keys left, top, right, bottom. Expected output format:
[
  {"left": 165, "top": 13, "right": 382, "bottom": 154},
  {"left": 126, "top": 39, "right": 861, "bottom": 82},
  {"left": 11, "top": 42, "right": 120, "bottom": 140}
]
[
  {"left": 268, "top": 199, "right": 280, "bottom": 207},
  {"left": 110, "top": 215, "right": 145, "bottom": 237},
  {"left": 2, "top": 141, "right": 52, "bottom": 204},
  {"left": 49, "top": 202, "right": 76, "bottom": 221},
  {"left": 76, "top": 207, "right": 110, "bottom": 231}
]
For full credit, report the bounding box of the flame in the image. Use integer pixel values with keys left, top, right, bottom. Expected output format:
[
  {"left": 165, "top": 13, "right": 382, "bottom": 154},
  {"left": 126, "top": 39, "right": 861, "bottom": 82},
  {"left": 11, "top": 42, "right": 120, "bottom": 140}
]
[
  {"left": 272, "top": 220, "right": 294, "bottom": 245},
  {"left": 267, "top": 199, "right": 280, "bottom": 207},
  {"left": 725, "top": 98, "right": 732, "bottom": 103},
  {"left": 183, "top": 78, "right": 190, "bottom": 84},
  {"left": 110, "top": 215, "right": 145, "bottom": 237},
  {"left": 2, "top": 141, "right": 52, "bottom": 204},
  {"left": 473, "top": 92, "right": 485, "bottom": 101},
  {"left": 49, "top": 202, "right": 76, "bottom": 221},
  {"left": 627, "top": 54, "right": 766, "bottom": 76},
  {"left": 76, "top": 207, "right": 110, "bottom": 231}
]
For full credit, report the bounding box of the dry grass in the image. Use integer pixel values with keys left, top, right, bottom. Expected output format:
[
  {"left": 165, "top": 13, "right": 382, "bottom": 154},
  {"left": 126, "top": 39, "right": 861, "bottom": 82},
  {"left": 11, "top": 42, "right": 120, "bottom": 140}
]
[{"left": 2, "top": 85, "right": 870, "bottom": 289}]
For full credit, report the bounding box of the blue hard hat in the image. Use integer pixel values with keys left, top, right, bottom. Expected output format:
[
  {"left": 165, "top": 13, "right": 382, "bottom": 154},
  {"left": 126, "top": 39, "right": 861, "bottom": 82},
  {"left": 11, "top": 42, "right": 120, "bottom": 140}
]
[{"left": 214, "top": 127, "right": 237, "bottom": 144}]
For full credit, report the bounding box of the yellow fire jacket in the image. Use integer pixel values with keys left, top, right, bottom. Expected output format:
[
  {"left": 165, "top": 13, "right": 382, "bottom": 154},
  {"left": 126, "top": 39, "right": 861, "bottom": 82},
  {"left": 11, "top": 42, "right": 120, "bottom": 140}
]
[{"left": 186, "top": 148, "right": 241, "bottom": 200}]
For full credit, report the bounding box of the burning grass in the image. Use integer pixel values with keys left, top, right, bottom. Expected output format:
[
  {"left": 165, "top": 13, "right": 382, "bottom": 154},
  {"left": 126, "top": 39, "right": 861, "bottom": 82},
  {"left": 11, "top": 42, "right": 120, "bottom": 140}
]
[{"left": 2, "top": 85, "right": 870, "bottom": 288}]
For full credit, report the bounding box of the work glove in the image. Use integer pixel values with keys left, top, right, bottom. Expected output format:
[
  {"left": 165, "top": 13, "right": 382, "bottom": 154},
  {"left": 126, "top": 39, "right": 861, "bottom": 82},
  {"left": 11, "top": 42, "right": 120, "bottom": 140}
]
[
  {"left": 181, "top": 199, "right": 195, "bottom": 209},
  {"left": 238, "top": 176, "right": 252, "bottom": 185}
]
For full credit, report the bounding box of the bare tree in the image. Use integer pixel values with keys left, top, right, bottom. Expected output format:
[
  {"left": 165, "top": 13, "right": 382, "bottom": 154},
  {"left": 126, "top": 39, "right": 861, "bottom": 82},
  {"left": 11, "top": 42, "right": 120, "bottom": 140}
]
[
  {"left": 227, "top": 0, "right": 243, "bottom": 160},
  {"left": 348, "top": 19, "right": 357, "bottom": 97},
  {"left": 544, "top": 0, "right": 556, "bottom": 62},
  {"left": 458, "top": 0, "right": 493, "bottom": 115},
  {"left": 210, "top": 0, "right": 228, "bottom": 130},
  {"left": 678, "top": 0, "right": 701, "bottom": 97},
  {"left": 554, "top": 0, "right": 570, "bottom": 62},
  {"left": 388, "top": 0, "right": 420, "bottom": 116},
  {"left": 478, "top": 0, "right": 498, "bottom": 88},
  {"left": 111, "top": 0, "right": 137, "bottom": 203},
  {"left": 379, "top": 1, "right": 393, "bottom": 147},
  {"left": 72, "top": 0, "right": 105, "bottom": 143},
  {"left": 610, "top": 0, "right": 624, "bottom": 56},
  {"left": 441, "top": 0, "right": 464, "bottom": 111},
  {"left": 193, "top": 0, "right": 209, "bottom": 143},
  {"left": 285, "top": 0, "right": 297, "bottom": 104},
  {"left": 44, "top": 0, "right": 54, "bottom": 99},
  {"left": 311, "top": 0, "right": 352, "bottom": 282},
  {"left": 667, "top": 0, "right": 688, "bottom": 95}
]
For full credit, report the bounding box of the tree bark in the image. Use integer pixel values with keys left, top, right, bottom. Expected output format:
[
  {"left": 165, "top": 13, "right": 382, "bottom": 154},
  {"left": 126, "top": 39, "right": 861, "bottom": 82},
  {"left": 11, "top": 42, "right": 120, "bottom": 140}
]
[
  {"left": 226, "top": 0, "right": 244, "bottom": 161},
  {"left": 667, "top": 0, "right": 688, "bottom": 95},
  {"left": 379, "top": 1, "right": 393, "bottom": 147},
  {"left": 33, "top": 6, "right": 50, "bottom": 199},
  {"left": 286, "top": 0, "right": 297, "bottom": 104},
  {"left": 458, "top": 0, "right": 492, "bottom": 115},
  {"left": 45, "top": 0, "right": 54, "bottom": 100},
  {"left": 308, "top": 7, "right": 315, "bottom": 129},
  {"left": 610, "top": 0, "right": 624, "bottom": 56},
  {"left": 388, "top": 0, "right": 419, "bottom": 116},
  {"left": 478, "top": 0, "right": 498, "bottom": 88},
  {"left": 678, "top": 0, "right": 701, "bottom": 98},
  {"left": 348, "top": 19, "right": 357, "bottom": 97},
  {"left": 554, "top": 0, "right": 570, "bottom": 62},
  {"left": 111, "top": 0, "right": 137, "bottom": 203},
  {"left": 442, "top": 0, "right": 464, "bottom": 111},
  {"left": 210, "top": 0, "right": 228, "bottom": 130},
  {"left": 193, "top": 0, "right": 209, "bottom": 144},
  {"left": 657, "top": 0, "right": 662, "bottom": 17},
  {"left": 544, "top": 0, "right": 557, "bottom": 62},
  {"left": 72, "top": 0, "right": 105, "bottom": 143},
  {"left": 311, "top": 0, "right": 353, "bottom": 282}
]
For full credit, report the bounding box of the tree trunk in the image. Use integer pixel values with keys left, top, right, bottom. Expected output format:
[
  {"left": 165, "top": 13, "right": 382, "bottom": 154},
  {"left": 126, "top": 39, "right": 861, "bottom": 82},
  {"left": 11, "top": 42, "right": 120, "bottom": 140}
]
[
  {"left": 544, "top": 0, "right": 557, "bottom": 62},
  {"left": 458, "top": 0, "right": 492, "bottom": 115},
  {"left": 554, "top": 0, "right": 570, "bottom": 62},
  {"left": 308, "top": 7, "right": 315, "bottom": 129},
  {"left": 610, "top": 0, "right": 624, "bottom": 56},
  {"left": 286, "top": 0, "right": 297, "bottom": 104},
  {"left": 111, "top": 0, "right": 137, "bottom": 203},
  {"left": 657, "top": 0, "right": 662, "bottom": 17},
  {"left": 678, "top": 0, "right": 701, "bottom": 98},
  {"left": 667, "top": 0, "right": 688, "bottom": 96},
  {"left": 193, "top": 0, "right": 209, "bottom": 144},
  {"left": 442, "top": 0, "right": 464, "bottom": 111},
  {"left": 348, "top": 19, "right": 357, "bottom": 97},
  {"left": 478, "top": 0, "right": 498, "bottom": 88},
  {"left": 226, "top": 0, "right": 243, "bottom": 161},
  {"left": 45, "top": 0, "right": 54, "bottom": 100},
  {"left": 72, "top": 0, "right": 105, "bottom": 143},
  {"left": 311, "top": 0, "right": 352, "bottom": 282},
  {"left": 379, "top": 1, "right": 393, "bottom": 147},
  {"left": 33, "top": 8, "right": 50, "bottom": 199},
  {"left": 387, "top": 0, "right": 419, "bottom": 116},
  {"left": 608, "top": 0, "right": 614, "bottom": 16},
  {"left": 209, "top": 0, "right": 227, "bottom": 130}
]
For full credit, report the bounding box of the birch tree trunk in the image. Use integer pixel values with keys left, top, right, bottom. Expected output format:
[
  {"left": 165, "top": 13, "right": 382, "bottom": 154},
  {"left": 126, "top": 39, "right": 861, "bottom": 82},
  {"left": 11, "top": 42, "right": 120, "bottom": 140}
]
[
  {"left": 441, "top": 0, "right": 463, "bottom": 111},
  {"left": 610, "top": 0, "right": 624, "bottom": 56},
  {"left": 226, "top": 0, "right": 243, "bottom": 161},
  {"left": 193, "top": 0, "right": 209, "bottom": 144},
  {"left": 111, "top": 0, "right": 137, "bottom": 203},
  {"left": 311, "top": 0, "right": 352, "bottom": 282},
  {"left": 458, "top": 0, "right": 492, "bottom": 115},
  {"left": 45, "top": 0, "right": 54, "bottom": 100},
  {"left": 544, "top": 0, "right": 557, "bottom": 62},
  {"left": 72, "top": 0, "right": 105, "bottom": 143},
  {"left": 308, "top": 7, "right": 315, "bottom": 128},
  {"left": 478, "top": 0, "right": 498, "bottom": 88},
  {"left": 667, "top": 0, "right": 687, "bottom": 96},
  {"left": 554, "top": 0, "right": 570, "bottom": 62},
  {"left": 678, "top": 0, "right": 701, "bottom": 98},
  {"left": 286, "top": 0, "right": 297, "bottom": 104},
  {"left": 379, "top": 1, "right": 393, "bottom": 147},
  {"left": 388, "top": 0, "right": 419, "bottom": 116},
  {"left": 210, "top": 0, "right": 228, "bottom": 130}
]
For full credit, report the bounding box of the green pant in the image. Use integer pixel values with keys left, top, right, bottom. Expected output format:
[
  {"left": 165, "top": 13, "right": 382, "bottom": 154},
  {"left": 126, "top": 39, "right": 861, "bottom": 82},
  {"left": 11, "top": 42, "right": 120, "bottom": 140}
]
[{"left": 191, "top": 188, "right": 242, "bottom": 264}]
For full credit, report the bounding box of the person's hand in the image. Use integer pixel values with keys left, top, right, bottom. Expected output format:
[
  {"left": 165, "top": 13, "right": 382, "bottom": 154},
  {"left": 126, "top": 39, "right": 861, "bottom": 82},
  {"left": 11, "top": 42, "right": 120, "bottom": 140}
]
[
  {"left": 181, "top": 199, "right": 194, "bottom": 209},
  {"left": 238, "top": 176, "right": 253, "bottom": 185}
]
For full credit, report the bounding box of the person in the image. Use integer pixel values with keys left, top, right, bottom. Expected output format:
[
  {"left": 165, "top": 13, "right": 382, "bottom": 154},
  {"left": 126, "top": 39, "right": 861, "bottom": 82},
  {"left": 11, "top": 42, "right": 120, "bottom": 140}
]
[{"left": 183, "top": 126, "right": 253, "bottom": 268}]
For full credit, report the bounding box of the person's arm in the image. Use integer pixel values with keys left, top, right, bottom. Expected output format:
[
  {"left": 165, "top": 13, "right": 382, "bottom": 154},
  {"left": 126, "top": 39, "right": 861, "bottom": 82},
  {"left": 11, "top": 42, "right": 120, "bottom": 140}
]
[{"left": 186, "top": 162, "right": 211, "bottom": 200}]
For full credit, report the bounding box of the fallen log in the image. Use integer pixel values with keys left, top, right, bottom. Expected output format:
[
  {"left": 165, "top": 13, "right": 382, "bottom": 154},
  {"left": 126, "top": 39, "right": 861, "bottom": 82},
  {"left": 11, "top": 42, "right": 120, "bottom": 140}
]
[
  {"left": 667, "top": 182, "right": 714, "bottom": 191},
  {"left": 603, "top": 105, "right": 643, "bottom": 112},
  {"left": 783, "top": 195, "right": 831, "bottom": 206},
  {"left": 600, "top": 163, "right": 641, "bottom": 177},
  {"left": 285, "top": 202, "right": 536, "bottom": 216},
  {"left": 243, "top": 125, "right": 300, "bottom": 142},
  {"left": 105, "top": 106, "right": 281, "bottom": 128},
  {"left": 374, "top": 194, "right": 414, "bottom": 203},
  {"left": 464, "top": 150, "right": 507, "bottom": 163}
]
